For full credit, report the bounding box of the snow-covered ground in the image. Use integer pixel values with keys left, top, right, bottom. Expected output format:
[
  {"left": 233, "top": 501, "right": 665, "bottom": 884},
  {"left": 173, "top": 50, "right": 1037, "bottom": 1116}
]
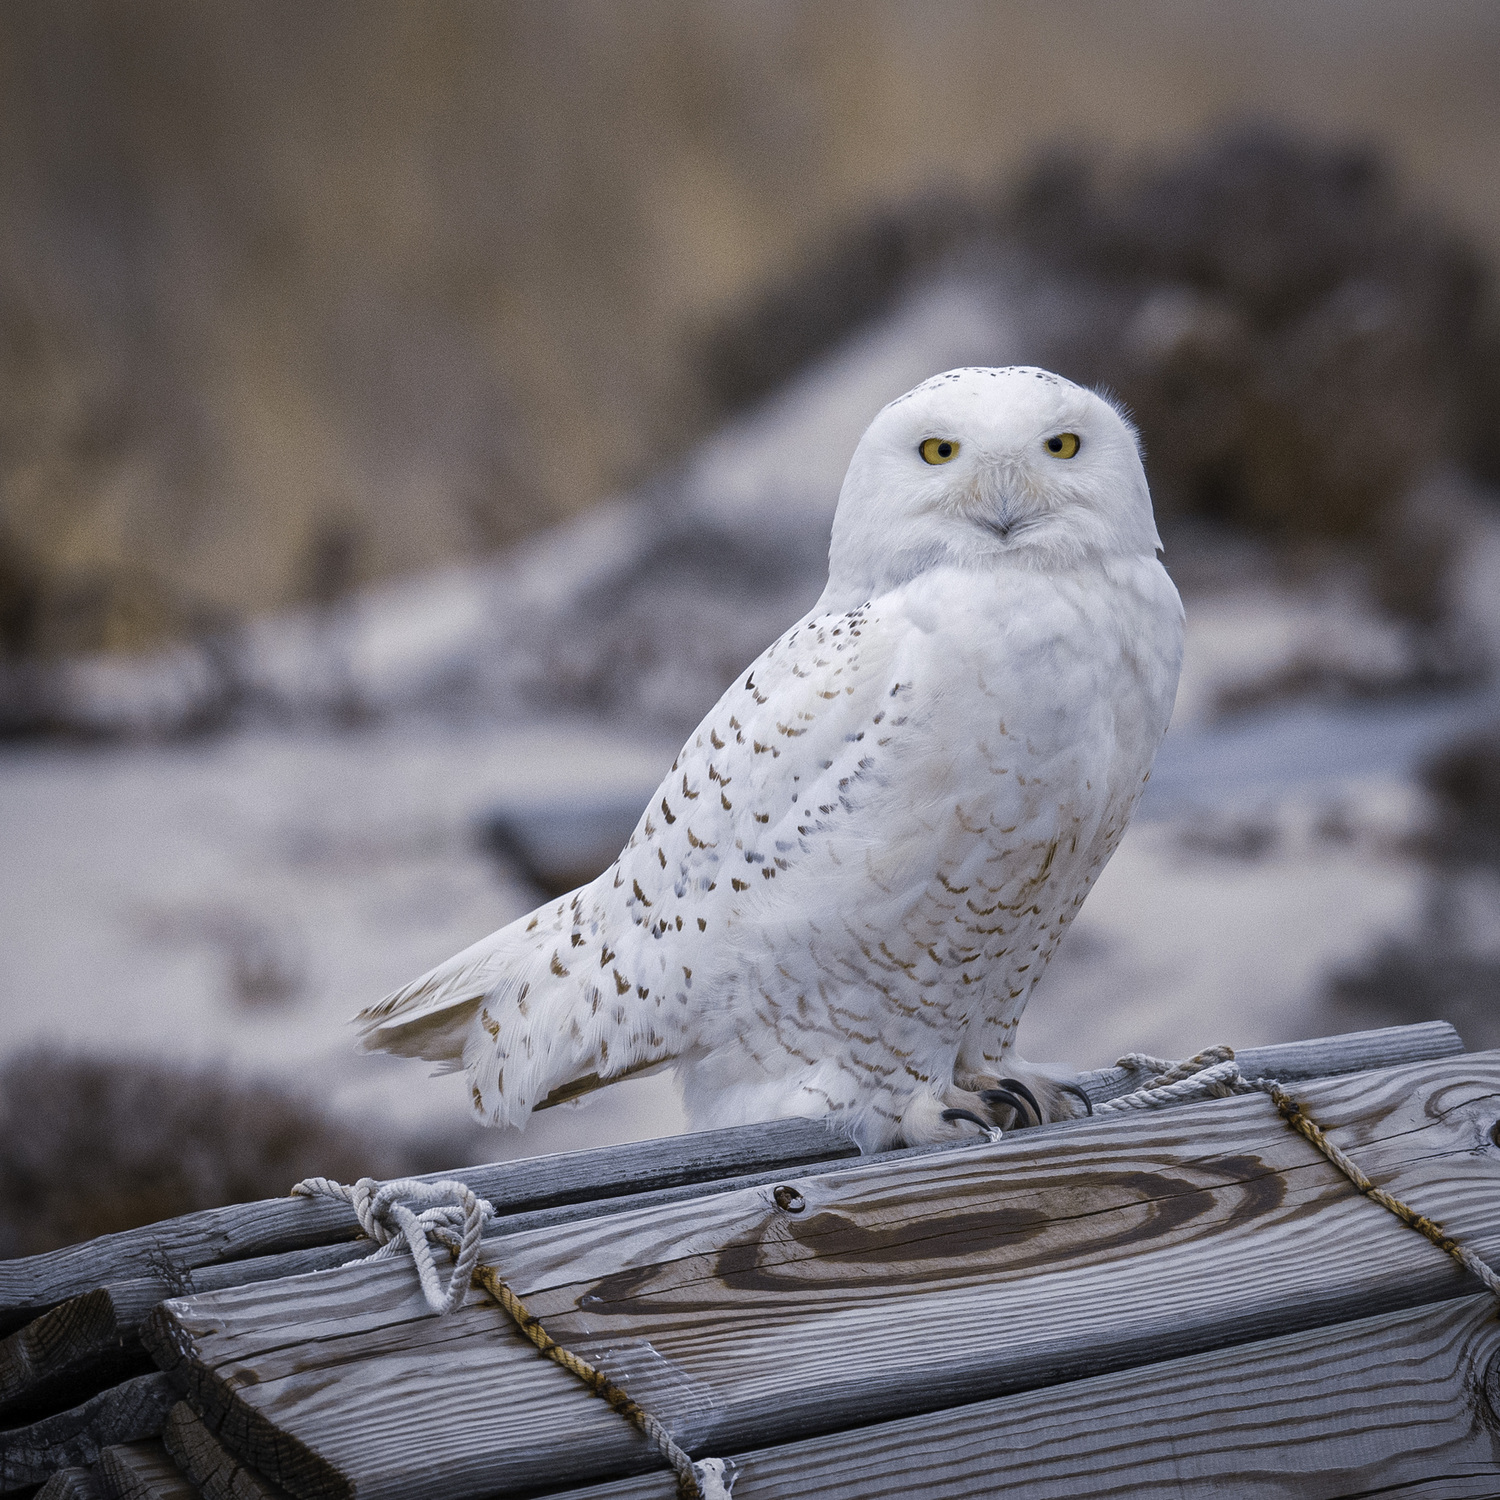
[
  {"left": 5, "top": 615, "right": 1491, "bottom": 1164},
  {"left": 4, "top": 273, "right": 1499, "bottom": 1165}
]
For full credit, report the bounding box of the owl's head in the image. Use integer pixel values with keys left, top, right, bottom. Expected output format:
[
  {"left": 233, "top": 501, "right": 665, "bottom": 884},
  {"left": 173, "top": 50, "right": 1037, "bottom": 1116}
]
[{"left": 824, "top": 366, "right": 1161, "bottom": 603}]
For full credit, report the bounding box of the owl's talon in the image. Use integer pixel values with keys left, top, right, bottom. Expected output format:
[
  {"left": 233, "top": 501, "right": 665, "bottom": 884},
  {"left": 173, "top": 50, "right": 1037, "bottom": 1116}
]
[
  {"left": 941, "top": 1107, "right": 1001, "bottom": 1141},
  {"left": 996, "top": 1076, "right": 1045, "bottom": 1125},
  {"left": 1057, "top": 1080, "right": 1095, "bottom": 1117},
  {"left": 979, "top": 1086, "right": 1036, "bottom": 1127}
]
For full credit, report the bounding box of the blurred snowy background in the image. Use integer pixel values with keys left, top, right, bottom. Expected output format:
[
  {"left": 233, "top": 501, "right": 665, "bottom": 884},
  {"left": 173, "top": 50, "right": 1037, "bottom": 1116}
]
[{"left": 4, "top": 0, "right": 1500, "bottom": 1253}]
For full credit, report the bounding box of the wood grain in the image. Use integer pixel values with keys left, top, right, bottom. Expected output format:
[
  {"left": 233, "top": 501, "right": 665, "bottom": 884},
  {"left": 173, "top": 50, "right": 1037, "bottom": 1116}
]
[
  {"left": 0, "top": 1117, "right": 856, "bottom": 1326},
  {"left": 552, "top": 1292, "right": 1500, "bottom": 1500},
  {"left": 93, "top": 1442, "right": 199, "bottom": 1500},
  {"left": 145, "top": 1050, "right": 1500, "bottom": 1500},
  {"left": 35, "top": 1469, "right": 104, "bottom": 1500},
  {"left": 0, "top": 1281, "right": 164, "bottom": 1420},
  {"left": 0, "top": 1023, "right": 1455, "bottom": 1331},
  {"left": 0, "top": 1374, "right": 175, "bottom": 1494},
  {"left": 162, "top": 1404, "right": 290, "bottom": 1500}
]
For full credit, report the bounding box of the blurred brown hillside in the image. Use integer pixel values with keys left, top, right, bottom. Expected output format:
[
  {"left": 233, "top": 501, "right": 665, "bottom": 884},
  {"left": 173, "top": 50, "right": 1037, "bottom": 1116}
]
[{"left": 3, "top": 0, "right": 1499, "bottom": 658}]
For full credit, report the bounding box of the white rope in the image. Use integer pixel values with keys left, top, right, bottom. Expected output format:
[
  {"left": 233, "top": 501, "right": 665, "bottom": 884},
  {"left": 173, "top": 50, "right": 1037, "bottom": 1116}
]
[
  {"left": 291, "top": 1175, "right": 495, "bottom": 1315},
  {"left": 1095, "top": 1055, "right": 1258, "bottom": 1113}
]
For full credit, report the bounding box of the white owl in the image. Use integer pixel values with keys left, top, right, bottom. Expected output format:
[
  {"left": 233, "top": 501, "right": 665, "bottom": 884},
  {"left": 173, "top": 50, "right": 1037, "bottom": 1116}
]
[{"left": 357, "top": 367, "right": 1183, "bottom": 1151}]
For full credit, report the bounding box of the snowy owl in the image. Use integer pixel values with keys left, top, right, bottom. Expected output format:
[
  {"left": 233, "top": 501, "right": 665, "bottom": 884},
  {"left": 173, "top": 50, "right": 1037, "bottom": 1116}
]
[{"left": 358, "top": 367, "right": 1183, "bottom": 1150}]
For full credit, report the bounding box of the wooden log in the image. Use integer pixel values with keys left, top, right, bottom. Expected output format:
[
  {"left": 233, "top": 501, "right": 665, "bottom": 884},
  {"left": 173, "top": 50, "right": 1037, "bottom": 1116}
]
[
  {"left": 551, "top": 1292, "right": 1500, "bottom": 1500},
  {"left": 35, "top": 1469, "right": 104, "bottom": 1500},
  {"left": 0, "top": 1282, "right": 164, "bottom": 1420},
  {"left": 1074, "top": 1018, "right": 1464, "bottom": 1104},
  {"left": 1, "top": 1022, "right": 1457, "bottom": 1334},
  {"left": 94, "top": 1443, "right": 199, "bottom": 1500},
  {"left": 0, "top": 1118, "right": 857, "bottom": 1328},
  {"left": 0, "top": 1149, "right": 951, "bottom": 1417},
  {"left": 1, "top": 1376, "right": 176, "bottom": 1494},
  {"left": 161, "top": 1404, "right": 290, "bottom": 1500},
  {"left": 143, "top": 1049, "right": 1500, "bottom": 1500}
]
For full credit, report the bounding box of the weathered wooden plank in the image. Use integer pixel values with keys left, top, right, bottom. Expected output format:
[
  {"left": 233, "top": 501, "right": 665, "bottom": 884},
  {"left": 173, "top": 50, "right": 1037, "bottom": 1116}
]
[
  {"left": 144, "top": 1050, "right": 1500, "bottom": 1500},
  {"left": 161, "top": 1404, "right": 290, "bottom": 1500},
  {"left": 552, "top": 1292, "right": 1500, "bottom": 1500},
  {"left": 0, "top": 1374, "right": 176, "bottom": 1494},
  {"left": 0, "top": 1281, "right": 164, "bottom": 1420},
  {"left": 61, "top": 1020, "right": 1467, "bottom": 1354},
  {"left": 3, "top": 1024, "right": 1457, "bottom": 1331},
  {"left": 94, "top": 1442, "right": 199, "bottom": 1500},
  {"left": 35, "top": 1468, "right": 104, "bottom": 1500},
  {"left": 0, "top": 1118, "right": 857, "bottom": 1327},
  {"left": 1075, "top": 1018, "right": 1464, "bottom": 1103}
]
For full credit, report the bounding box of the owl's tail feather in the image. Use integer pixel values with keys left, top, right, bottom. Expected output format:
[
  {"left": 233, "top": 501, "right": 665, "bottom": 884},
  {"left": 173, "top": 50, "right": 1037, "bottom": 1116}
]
[{"left": 355, "top": 913, "right": 680, "bottom": 1128}]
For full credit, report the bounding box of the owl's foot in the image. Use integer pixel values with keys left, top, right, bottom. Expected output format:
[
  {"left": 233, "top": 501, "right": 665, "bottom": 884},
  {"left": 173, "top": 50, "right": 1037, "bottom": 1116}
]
[
  {"left": 900, "top": 1061, "right": 1093, "bottom": 1146},
  {"left": 964, "top": 1056, "right": 1095, "bottom": 1133}
]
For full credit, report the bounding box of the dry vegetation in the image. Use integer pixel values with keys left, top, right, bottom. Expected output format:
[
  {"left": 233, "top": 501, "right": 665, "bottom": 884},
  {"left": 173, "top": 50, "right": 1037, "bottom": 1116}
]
[
  {"left": 0, "top": 1049, "right": 486, "bottom": 1257},
  {"left": 2, "top": 1, "right": 1499, "bottom": 674}
]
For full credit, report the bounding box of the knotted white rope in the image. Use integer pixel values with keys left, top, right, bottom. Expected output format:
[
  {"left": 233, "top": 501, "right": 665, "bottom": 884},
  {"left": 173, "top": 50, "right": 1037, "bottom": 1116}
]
[
  {"left": 291, "top": 1176, "right": 494, "bottom": 1315},
  {"left": 1096, "top": 1045, "right": 1270, "bottom": 1113},
  {"left": 289, "top": 1173, "right": 732, "bottom": 1498}
]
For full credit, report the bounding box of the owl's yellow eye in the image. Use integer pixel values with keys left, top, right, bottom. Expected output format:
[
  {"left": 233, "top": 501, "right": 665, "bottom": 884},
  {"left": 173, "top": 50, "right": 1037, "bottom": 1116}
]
[
  {"left": 1045, "top": 432, "right": 1080, "bottom": 459},
  {"left": 919, "top": 437, "right": 959, "bottom": 465}
]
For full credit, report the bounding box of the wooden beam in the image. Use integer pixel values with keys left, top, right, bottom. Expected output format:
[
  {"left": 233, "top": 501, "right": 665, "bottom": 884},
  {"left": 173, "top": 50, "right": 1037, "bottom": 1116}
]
[
  {"left": 0, "top": 1281, "right": 164, "bottom": 1420},
  {"left": 35, "top": 1470, "right": 104, "bottom": 1500},
  {"left": 95, "top": 1443, "right": 199, "bottom": 1500},
  {"left": 0, "top": 1118, "right": 857, "bottom": 1328},
  {"left": 143, "top": 1050, "right": 1500, "bottom": 1500},
  {"left": 1, "top": 1377, "right": 177, "bottom": 1495},
  {"left": 1, "top": 1023, "right": 1456, "bottom": 1333},
  {"left": 1074, "top": 1019, "right": 1464, "bottom": 1103},
  {"left": 549, "top": 1292, "right": 1500, "bottom": 1500},
  {"left": 161, "top": 1403, "right": 290, "bottom": 1500}
]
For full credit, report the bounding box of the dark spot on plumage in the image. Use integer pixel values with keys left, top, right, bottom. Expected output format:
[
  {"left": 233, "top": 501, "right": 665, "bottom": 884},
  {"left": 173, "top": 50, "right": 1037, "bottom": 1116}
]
[{"left": 660, "top": 798, "right": 676, "bottom": 824}]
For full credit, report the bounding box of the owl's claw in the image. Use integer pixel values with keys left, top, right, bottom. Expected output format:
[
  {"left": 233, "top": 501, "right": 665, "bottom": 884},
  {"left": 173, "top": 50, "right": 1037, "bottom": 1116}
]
[
  {"left": 941, "top": 1107, "right": 1003, "bottom": 1142},
  {"left": 979, "top": 1085, "right": 1037, "bottom": 1127},
  {"left": 1056, "top": 1080, "right": 1095, "bottom": 1117},
  {"left": 997, "top": 1076, "right": 1043, "bottom": 1122}
]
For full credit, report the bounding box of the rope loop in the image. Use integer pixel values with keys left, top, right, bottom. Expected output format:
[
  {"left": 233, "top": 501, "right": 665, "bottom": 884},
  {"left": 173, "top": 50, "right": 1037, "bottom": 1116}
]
[
  {"left": 291, "top": 1175, "right": 494, "bottom": 1315},
  {"left": 289, "top": 1174, "right": 732, "bottom": 1497}
]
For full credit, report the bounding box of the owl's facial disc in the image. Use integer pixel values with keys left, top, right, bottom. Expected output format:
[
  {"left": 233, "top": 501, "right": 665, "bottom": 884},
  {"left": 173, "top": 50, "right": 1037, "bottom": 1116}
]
[{"left": 826, "top": 366, "right": 1162, "bottom": 600}]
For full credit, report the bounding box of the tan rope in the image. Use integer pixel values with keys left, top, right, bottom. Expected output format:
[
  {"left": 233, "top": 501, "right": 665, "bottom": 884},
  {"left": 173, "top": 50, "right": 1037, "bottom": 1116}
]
[
  {"left": 1103, "top": 1046, "right": 1500, "bottom": 1301},
  {"left": 1258, "top": 1080, "right": 1500, "bottom": 1300},
  {"left": 469, "top": 1260, "right": 729, "bottom": 1500},
  {"left": 289, "top": 1176, "right": 729, "bottom": 1498}
]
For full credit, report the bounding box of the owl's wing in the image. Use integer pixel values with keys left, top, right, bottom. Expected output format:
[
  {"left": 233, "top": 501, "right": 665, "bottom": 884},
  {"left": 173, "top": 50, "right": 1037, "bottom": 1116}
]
[{"left": 355, "top": 597, "right": 914, "bottom": 1123}]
